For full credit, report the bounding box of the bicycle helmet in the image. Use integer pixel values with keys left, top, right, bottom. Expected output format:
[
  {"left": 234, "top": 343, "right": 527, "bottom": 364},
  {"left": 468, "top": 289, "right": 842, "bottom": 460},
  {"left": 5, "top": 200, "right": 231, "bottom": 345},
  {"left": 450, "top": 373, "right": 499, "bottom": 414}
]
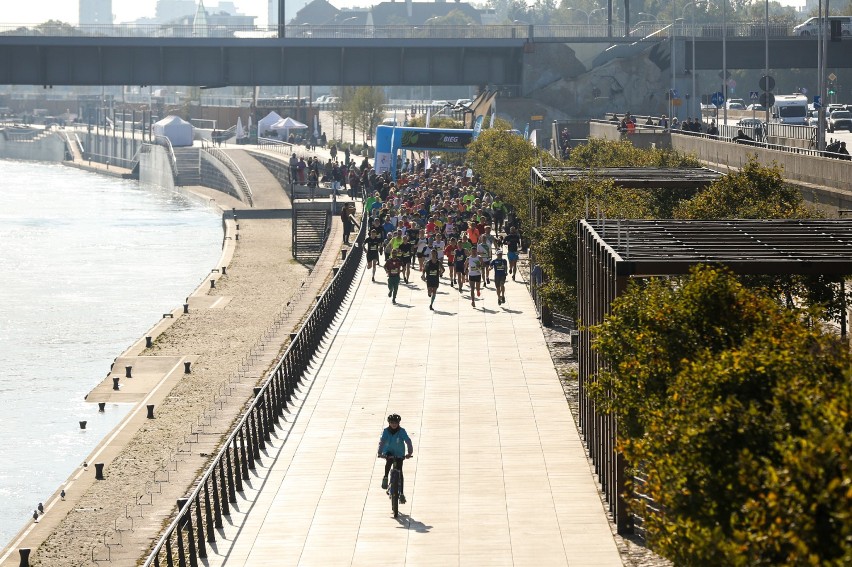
[{"left": 387, "top": 414, "right": 401, "bottom": 423}]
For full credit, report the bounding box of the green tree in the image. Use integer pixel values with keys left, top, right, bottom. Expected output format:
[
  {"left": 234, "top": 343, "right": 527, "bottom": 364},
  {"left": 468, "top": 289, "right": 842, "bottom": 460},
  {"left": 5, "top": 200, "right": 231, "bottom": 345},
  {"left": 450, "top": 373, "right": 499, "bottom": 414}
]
[
  {"left": 591, "top": 265, "right": 852, "bottom": 565},
  {"left": 347, "top": 86, "right": 386, "bottom": 144}
]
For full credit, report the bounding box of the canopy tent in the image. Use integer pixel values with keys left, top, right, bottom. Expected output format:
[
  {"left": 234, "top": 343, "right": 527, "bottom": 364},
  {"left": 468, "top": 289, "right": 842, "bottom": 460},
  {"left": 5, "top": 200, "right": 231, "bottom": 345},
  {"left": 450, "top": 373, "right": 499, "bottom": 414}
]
[
  {"left": 152, "top": 115, "right": 194, "bottom": 147},
  {"left": 257, "top": 111, "right": 283, "bottom": 136},
  {"left": 235, "top": 117, "right": 245, "bottom": 139},
  {"left": 271, "top": 117, "right": 308, "bottom": 130}
]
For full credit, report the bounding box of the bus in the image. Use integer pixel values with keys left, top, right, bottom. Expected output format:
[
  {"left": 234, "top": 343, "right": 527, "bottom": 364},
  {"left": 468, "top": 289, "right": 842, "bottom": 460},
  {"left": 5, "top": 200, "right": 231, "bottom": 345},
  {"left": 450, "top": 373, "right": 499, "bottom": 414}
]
[{"left": 770, "top": 94, "right": 808, "bottom": 125}]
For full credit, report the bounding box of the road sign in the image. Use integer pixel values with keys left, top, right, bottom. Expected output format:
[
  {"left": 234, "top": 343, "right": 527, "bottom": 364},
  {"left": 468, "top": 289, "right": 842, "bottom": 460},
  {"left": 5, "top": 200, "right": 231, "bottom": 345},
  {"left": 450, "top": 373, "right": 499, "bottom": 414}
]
[
  {"left": 829, "top": 73, "right": 837, "bottom": 82},
  {"left": 673, "top": 99, "right": 683, "bottom": 107},
  {"left": 727, "top": 79, "right": 737, "bottom": 89},
  {"left": 759, "top": 75, "right": 775, "bottom": 92},
  {"left": 760, "top": 93, "right": 775, "bottom": 108},
  {"left": 671, "top": 89, "right": 679, "bottom": 98},
  {"left": 711, "top": 91, "right": 725, "bottom": 107},
  {"left": 800, "top": 87, "right": 808, "bottom": 95},
  {"left": 749, "top": 91, "right": 759, "bottom": 101},
  {"left": 813, "top": 95, "right": 822, "bottom": 109},
  {"left": 530, "top": 115, "right": 544, "bottom": 121}
]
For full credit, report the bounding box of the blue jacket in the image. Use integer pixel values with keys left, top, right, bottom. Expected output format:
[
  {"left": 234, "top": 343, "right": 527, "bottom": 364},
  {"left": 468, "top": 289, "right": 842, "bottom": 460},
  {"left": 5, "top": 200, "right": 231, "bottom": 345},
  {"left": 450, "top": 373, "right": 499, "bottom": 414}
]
[{"left": 378, "top": 426, "right": 413, "bottom": 458}]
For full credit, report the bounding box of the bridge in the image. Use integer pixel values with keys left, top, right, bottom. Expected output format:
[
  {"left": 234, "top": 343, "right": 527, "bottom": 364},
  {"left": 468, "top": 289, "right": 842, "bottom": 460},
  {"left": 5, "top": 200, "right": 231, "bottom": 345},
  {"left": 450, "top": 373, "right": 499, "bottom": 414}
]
[{"left": 1, "top": 24, "right": 852, "bottom": 86}]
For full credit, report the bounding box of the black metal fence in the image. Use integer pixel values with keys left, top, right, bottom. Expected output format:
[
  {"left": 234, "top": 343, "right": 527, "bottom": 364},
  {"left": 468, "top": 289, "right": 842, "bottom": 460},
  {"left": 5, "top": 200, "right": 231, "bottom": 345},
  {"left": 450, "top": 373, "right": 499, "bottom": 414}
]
[{"left": 141, "top": 217, "right": 366, "bottom": 567}]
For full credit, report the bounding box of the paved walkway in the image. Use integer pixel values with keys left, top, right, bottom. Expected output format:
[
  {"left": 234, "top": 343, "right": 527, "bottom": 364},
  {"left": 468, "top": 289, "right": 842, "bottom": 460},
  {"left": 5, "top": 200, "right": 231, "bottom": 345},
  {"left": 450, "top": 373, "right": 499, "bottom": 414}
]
[{"left": 205, "top": 261, "right": 622, "bottom": 566}]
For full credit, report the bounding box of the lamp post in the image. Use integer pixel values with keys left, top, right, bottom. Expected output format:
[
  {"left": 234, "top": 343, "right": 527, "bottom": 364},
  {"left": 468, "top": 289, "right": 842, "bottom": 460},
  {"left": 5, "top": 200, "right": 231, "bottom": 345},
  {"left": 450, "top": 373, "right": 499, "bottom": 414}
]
[{"left": 682, "top": 1, "right": 714, "bottom": 119}]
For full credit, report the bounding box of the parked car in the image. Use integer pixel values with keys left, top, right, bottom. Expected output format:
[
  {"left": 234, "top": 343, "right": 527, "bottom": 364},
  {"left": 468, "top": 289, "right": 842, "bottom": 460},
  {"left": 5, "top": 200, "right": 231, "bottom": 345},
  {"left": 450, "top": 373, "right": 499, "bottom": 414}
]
[
  {"left": 828, "top": 110, "right": 852, "bottom": 132},
  {"left": 746, "top": 104, "right": 766, "bottom": 111},
  {"left": 726, "top": 98, "right": 746, "bottom": 110},
  {"left": 455, "top": 98, "right": 473, "bottom": 107},
  {"left": 793, "top": 16, "right": 852, "bottom": 37},
  {"left": 827, "top": 104, "right": 845, "bottom": 115}
]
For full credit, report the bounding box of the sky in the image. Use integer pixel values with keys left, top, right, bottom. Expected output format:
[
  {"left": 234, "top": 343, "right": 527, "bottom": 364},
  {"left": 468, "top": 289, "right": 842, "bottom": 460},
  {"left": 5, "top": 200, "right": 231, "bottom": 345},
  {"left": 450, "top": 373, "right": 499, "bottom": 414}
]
[{"left": 0, "top": 0, "right": 806, "bottom": 26}]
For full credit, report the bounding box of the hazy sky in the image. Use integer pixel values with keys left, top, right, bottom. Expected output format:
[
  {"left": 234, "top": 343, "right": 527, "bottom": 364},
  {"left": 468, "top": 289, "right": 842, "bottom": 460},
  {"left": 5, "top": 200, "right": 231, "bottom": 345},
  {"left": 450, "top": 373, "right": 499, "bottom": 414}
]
[
  {"left": 0, "top": 0, "right": 365, "bottom": 26},
  {"left": 0, "top": 0, "right": 805, "bottom": 26}
]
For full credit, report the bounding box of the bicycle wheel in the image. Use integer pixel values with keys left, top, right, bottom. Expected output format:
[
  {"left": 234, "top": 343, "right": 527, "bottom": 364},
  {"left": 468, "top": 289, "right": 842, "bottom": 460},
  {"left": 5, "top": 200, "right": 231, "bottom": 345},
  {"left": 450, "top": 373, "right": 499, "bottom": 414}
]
[
  {"left": 392, "top": 490, "right": 399, "bottom": 518},
  {"left": 390, "top": 469, "right": 400, "bottom": 518}
]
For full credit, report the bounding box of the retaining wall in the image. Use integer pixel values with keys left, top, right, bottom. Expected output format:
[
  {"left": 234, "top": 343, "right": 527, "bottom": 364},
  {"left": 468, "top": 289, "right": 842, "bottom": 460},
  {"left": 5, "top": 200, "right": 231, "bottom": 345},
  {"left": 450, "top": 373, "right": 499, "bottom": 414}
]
[
  {"left": 0, "top": 130, "right": 65, "bottom": 161},
  {"left": 138, "top": 144, "right": 176, "bottom": 191},
  {"left": 588, "top": 121, "right": 672, "bottom": 149},
  {"left": 199, "top": 151, "right": 242, "bottom": 202}
]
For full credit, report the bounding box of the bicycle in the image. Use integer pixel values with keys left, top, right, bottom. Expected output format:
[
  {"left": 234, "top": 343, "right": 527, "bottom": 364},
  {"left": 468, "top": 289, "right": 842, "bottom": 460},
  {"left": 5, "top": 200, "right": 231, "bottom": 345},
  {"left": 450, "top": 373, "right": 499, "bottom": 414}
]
[{"left": 381, "top": 454, "right": 412, "bottom": 518}]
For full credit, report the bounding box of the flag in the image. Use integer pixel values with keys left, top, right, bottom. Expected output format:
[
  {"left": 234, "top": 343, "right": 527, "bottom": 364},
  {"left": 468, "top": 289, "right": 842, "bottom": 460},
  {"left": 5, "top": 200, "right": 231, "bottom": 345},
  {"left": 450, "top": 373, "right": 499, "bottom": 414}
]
[
  {"left": 523, "top": 123, "right": 530, "bottom": 140},
  {"left": 472, "top": 115, "right": 484, "bottom": 140},
  {"left": 424, "top": 108, "right": 431, "bottom": 170},
  {"left": 489, "top": 112, "right": 495, "bottom": 128},
  {"left": 529, "top": 129, "right": 537, "bottom": 147},
  {"left": 425, "top": 107, "right": 431, "bottom": 128}
]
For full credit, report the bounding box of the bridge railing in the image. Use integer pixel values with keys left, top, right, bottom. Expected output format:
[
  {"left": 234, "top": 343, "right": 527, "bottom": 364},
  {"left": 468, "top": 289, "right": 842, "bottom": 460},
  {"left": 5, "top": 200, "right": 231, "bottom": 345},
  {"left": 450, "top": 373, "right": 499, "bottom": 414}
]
[
  {"left": 141, "top": 213, "right": 367, "bottom": 567},
  {"left": 0, "top": 21, "right": 800, "bottom": 40}
]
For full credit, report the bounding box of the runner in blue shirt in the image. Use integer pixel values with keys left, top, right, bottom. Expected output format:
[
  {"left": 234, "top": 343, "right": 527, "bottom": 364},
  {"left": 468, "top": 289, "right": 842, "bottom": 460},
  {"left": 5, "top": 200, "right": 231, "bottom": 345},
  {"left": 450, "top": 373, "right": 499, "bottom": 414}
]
[{"left": 490, "top": 249, "right": 509, "bottom": 305}]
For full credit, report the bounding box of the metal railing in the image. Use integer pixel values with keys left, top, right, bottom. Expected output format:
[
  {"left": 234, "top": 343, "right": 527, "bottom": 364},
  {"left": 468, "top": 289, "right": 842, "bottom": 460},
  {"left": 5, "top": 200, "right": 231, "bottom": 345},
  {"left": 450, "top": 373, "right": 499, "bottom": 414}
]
[
  {"left": 202, "top": 147, "right": 254, "bottom": 207},
  {"left": 0, "top": 21, "right": 801, "bottom": 40},
  {"left": 142, "top": 214, "right": 365, "bottom": 567},
  {"left": 153, "top": 135, "right": 180, "bottom": 180},
  {"left": 258, "top": 137, "right": 295, "bottom": 153}
]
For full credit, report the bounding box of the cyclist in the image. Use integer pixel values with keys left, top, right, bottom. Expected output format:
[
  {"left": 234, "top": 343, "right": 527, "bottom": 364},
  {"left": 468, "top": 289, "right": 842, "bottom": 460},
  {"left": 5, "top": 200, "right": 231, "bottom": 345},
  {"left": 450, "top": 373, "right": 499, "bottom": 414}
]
[{"left": 378, "top": 414, "right": 414, "bottom": 504}]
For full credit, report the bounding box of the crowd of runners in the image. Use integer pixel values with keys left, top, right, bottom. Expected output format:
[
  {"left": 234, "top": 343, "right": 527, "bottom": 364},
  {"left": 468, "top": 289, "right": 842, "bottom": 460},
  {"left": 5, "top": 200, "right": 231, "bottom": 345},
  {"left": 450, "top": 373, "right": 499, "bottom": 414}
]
[{"left": 358, "top": 164, "right": 524, "bottom": 310}]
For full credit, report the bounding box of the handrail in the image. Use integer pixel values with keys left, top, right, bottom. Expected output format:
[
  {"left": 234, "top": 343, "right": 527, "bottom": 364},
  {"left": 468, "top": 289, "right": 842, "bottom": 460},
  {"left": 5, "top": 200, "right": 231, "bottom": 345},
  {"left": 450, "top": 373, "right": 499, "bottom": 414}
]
[
  {"left": 141, "top": 213, "right": 367, "bottom": 567},
  {"left": 203, "top": 147, "right": 254, "bottom": 207},
  {"left": 153, "top": 135, "right": 179, "bottom": 180},
  {"left": 258, "top": 137, "right": 295, "bottom": 153}
]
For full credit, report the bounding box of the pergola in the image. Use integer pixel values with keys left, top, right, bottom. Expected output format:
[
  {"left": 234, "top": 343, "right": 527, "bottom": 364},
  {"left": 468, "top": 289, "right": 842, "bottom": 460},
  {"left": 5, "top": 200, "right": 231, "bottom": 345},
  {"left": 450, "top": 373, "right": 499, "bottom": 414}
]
[
  {"left": 577, "top": 218, "right": 852, "bottom": 533},
  {"left": 531, "top": 167, "right": 723, "bottom": 189}
]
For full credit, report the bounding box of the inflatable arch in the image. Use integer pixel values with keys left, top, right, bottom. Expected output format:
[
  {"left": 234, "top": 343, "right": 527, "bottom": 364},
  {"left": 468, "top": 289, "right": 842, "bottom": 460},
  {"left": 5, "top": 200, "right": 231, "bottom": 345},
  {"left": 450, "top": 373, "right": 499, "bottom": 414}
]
[{"left": 374, "top": 125, "right": 474, "bottom": 179}]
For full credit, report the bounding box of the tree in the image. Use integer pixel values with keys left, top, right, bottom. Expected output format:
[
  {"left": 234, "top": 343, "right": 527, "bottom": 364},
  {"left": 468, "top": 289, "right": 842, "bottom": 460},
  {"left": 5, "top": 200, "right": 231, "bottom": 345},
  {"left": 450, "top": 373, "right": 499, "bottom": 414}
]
[
  {"left": 347, "top": 87, "right": 386, "bottom": 145},
  {"left": 591, "top": 265, "right": 852, "bottom": 565}
]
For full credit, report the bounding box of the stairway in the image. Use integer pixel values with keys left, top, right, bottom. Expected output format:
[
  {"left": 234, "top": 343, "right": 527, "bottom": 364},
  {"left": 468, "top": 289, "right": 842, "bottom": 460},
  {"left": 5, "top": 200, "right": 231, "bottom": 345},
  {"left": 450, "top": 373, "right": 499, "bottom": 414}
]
[
  {"left": 173, "top": 147, "right": 201, "bottom": 186},
  {"left": 292, "top": 208, "right": 330, "bottom": 262}
]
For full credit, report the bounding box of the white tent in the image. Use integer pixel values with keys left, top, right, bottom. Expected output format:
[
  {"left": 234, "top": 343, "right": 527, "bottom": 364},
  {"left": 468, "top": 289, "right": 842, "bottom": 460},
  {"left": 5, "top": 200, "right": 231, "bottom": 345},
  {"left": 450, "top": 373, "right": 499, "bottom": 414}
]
[
  {"left": 152, "top": 115, "right": 194, "bottom": 147},
  {"left": 257, "top": 111, "right": 283, "bottom": 137},
  {"left": 235, "top": 116, "right": 245, "bottom": 139},
  {"left": 271, "top": 117, "right": 308, "bottom": 130}
]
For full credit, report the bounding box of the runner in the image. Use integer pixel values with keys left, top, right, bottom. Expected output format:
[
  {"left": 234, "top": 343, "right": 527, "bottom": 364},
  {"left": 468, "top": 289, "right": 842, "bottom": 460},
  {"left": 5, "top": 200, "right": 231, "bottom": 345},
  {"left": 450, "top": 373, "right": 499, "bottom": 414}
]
[
  {"left": 416, "top": 233, "right": 429, "bottom": 271},
  {"left": 445, "top": 238, "right": 457, "bottom": 286},
  {"left": 467, "top": 247, "right": 484, "bottom": 308},
  {"left": 454, "top": 240, "right": 467, "bottom": 293},
  {"left": 399, "top": 234, "right": 414, "bottom": 283},
  {"left": 365, "top": 229, "right": 383, "bottom": 281},
  {"left": 384, "top": 249, "right": 404, "bottom": 304},
  {"left": 490, "top": 249, "right": 509, "bottom": 305},
  {"left": 477, "top": 234, "right": 492, "bottom": 286},
  {"left": 503, "top": 226, "right": 521, "bottom": 281},
  {"left": 424, "top": 249, "right": 445, "bottom": 311}
]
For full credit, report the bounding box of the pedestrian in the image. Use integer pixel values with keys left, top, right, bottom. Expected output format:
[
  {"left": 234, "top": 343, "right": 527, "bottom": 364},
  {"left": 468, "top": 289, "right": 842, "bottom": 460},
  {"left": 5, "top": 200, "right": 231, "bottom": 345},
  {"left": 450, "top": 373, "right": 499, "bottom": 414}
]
[{"left": 341, "top": 203, "right": 359, "bottom": 245}]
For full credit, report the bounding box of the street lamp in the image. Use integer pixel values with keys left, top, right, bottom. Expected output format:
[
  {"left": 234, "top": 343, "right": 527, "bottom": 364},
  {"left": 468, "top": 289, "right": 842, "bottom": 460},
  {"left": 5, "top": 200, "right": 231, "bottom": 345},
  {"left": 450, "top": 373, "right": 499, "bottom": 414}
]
[{"left": 682, "top": 1, "right": 714, "bottom": 118}]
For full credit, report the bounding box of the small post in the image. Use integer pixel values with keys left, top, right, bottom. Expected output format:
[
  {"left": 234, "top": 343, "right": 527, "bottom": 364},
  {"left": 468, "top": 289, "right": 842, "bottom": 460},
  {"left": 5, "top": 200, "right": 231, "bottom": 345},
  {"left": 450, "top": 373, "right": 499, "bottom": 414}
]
[
  {"left": 125, "top": 365, "right": 132, "bottom": 378},
  {"left": 236, "top": 224, "right": 239, "bottom": 230},
  {"left": 79, "top": 421, "right": 87, "bottom": 430},
  {"left": 235, "top": 234, "right": 240, "bottom": 241},
  {"left": 332, "top": 267, "right": 339, "bottom": 276},
  {"left": 289, "top": 333, "right": 297, "bottom": 341},
  {"left": 94, "top": 463, "right": 105, "bottom": 480},
  {"left": 145, "top": 336, "right": 153, "bottom": 348},
  {"left": 221, "top": 266, "right": 227, "bottom": 275},
  {"left": 146, "top": 404, "right": 155, "bottom": 419},
  {"left": 184, "top": 361, "right": 192, "bottom": 374},
  {"left": 19, "top": 548, "right": 30, "bottom": 567},
  {"left": 98, "top": 402, "right": 106, "bottom": 412},
  {"left": 340, "top": 249, "right": 347, "bottom": 260},
  {"left": 112, "top": 377, "right": 120, "bottom": 390},
  {"left": 183, "top": 303, "right": 189, "bottom": 314},
  {"left": 253, "top": 387, "right": 261, "bottom": 397},
  {"left": 210, "top": 279, "right": 216, "bottom": 289}
]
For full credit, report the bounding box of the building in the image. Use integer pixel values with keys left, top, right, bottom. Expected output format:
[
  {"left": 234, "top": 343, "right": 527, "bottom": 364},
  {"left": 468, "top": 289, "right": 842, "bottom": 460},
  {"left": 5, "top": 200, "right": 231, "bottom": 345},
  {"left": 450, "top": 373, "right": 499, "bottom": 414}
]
[
  {"left": 79, "top": 0, "right": 112, "bottom": 25},
  {"left": 289, "top": 0, "right": 484, "bottom": 26}
]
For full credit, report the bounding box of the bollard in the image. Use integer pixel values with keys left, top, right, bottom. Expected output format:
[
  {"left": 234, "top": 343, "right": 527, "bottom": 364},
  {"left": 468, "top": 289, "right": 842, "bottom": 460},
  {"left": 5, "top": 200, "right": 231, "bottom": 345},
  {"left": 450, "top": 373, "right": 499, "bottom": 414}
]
[
  {"left": 183, "top": 303, "right": 189, "bottom": 314},
  {"left": 253, "top": 387, "right": 261, "bottom": 397},
  {"left": 125, "top": 365, "right": 132, "bottom": 378},
  {"left": 316, "top": 295, "right": 322, "bottom": 302},
  {"left": 236, "top": 224, "right": 239, "bottom": 230},
  {"left": 94, "top": 463, "right": 105, "bottom": 480},
  {"left": 98, "top": 402, "right": 105, "bottom": 412},
  {"left": 289, "top": 333, "right": 297, "bottom": 341},
  {"left": 340, "top": 249, "right": 347, "bottom": 260},
  {"left": 222, "top": 266, "right": 227, "bottom": 275},
  {"left": 332, "top": 266, "right": 339, "bottom": 276},
  {"left": 235, "top": 234, "right": 240, "bottom": 241},
  {"left": 146, "top": 336, "right": 153, "bottom": 348},
  {"left": 146, "top": 404, "right": 155, "bottom": 419},
  {"left": 112, "top": 377, "right": 120, "bottom": 391},
  {"left": 184, "top": 361, "right": 191, "bottom": 374},
  {"left": 79, "top": 421, "right": 87, "bottom": 430},
  {"left": 210, "top": 279, "right": 216, "bottom": 289},
  {"left": 19, "top": 548, "right": 30, "bottom": 567}
]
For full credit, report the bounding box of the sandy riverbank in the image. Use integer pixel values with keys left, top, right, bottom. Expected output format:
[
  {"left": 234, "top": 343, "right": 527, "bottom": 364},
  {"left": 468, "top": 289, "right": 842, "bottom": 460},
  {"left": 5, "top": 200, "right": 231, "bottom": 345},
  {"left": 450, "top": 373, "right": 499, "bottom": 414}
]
[{"left": 1, "top": 150, "right": 345, "bottom": 566}]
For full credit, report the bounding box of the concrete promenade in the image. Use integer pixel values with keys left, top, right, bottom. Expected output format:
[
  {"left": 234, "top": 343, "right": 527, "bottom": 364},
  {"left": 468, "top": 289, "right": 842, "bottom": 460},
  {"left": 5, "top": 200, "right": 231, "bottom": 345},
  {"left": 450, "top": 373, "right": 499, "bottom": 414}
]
[{"left": 204, "top": 262, "right": 622, "bottom": 566}]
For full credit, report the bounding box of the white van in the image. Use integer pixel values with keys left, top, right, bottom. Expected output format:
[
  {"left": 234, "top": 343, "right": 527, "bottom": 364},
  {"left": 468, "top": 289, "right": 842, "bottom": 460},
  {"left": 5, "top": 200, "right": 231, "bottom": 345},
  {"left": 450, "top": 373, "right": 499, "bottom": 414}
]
[
  {"left": 770, "top": 94, "right": 809, "bottom": 125},
  {"left": 793, "top": 16, "right": 852, "bottom": 36}
]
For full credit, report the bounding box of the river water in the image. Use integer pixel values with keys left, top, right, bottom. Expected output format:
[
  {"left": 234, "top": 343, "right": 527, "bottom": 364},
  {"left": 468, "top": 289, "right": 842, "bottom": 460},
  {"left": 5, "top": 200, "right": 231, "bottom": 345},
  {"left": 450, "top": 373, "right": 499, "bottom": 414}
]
[{"left": 0, "top": 161, "right": 222, "bottom": 547}]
